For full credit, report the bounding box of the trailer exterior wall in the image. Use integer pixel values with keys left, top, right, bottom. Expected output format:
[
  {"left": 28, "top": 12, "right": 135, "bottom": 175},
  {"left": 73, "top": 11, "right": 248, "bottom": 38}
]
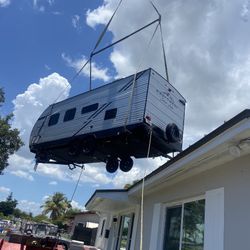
[
  {"left": 145, "top": 69, "right": 185, "bottom": 140},
  {"left": 36, "top": 69, "right": 151, "bottom": 144}
]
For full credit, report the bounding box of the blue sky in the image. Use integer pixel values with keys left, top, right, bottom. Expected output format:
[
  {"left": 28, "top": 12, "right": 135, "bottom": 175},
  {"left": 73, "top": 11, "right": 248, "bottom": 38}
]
[
  {"left": 0, "top": 0, "right": 120, "bottom": 213},
  {"left": 1, "top": 0, "right": 250, "bottom": 214}
]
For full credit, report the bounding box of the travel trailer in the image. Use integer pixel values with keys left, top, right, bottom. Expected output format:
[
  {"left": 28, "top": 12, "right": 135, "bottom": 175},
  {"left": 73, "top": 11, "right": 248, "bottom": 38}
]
[{"left": 29, "top": 68, "right": 186, "bottom": 173}]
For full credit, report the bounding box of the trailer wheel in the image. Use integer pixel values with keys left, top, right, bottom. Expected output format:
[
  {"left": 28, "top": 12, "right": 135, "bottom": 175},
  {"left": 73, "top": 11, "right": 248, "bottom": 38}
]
[
  {"left": 120, "top": 157, "right": 133, "bottom": 172},
  {"left": 106, "top": 157, "right": 119, "bottom": 173},
  {"left": 166, "top": 123, "right": 181, "bottom": 143}
]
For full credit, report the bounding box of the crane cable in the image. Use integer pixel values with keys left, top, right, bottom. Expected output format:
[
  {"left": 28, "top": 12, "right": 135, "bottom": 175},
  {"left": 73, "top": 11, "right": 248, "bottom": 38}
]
[
  {"left": 124, "top": 22, "right": 160, "bottom": 128},
  {"left": 70, "top": 165, "right": 84, "bottom": 203},
  {"left": 53, "top": 0, "right": 124, "bottom": 104}
]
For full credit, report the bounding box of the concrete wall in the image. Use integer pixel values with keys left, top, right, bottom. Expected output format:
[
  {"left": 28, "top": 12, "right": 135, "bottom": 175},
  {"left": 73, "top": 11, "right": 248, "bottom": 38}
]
[
  {"left": 70, "top": 213, "right": 99, "bottom": 236},
  {"left": 132, "top": 154, "right": 250, "bottom": 250}
]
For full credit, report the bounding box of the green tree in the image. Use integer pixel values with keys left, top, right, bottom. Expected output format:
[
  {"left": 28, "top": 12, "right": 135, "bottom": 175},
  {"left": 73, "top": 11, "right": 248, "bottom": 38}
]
[
  {"left": 41, "top": 192, "right": 71, "bottom": 221},
  {"left": 0, "top": 193, "right": 18, "bottom": 216},
  {"left": 33, "top": 214, "right": 50, "bottom": 223},
  {"left": 0, "top": 88, "right": 23, "bottom": 174},
  {"left": 13, "top": 208, "right": 33, "bottom": 220}
]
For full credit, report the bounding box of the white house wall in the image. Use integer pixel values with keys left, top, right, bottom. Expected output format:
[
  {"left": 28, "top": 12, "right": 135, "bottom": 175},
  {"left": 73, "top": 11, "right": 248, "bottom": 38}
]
[{"left": 132, "top": 153, "right": 250, "bottom": 250}]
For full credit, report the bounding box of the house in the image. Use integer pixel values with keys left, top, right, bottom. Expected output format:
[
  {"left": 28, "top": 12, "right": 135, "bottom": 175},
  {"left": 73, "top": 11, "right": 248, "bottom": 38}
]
[
  {"left": 70, "top": 211, "right": 99, "bottom": 246},
  {"left": 85, "top": 109, "right": 250, "bottom": 250}
]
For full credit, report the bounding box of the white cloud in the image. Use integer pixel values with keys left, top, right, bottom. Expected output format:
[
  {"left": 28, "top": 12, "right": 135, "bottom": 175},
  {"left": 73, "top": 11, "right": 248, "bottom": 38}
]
[
  {"left": 49, "top": 181, "right": 58, "bottom": 185},
  {"left": 7, "top": 73, "right": 70, "bottom": 180},
  {"left": 0, "top": 186, "right": 11, "bottom": 201},
  {"left": 62, "top": 53, "right": 111, "bottom": 82},
  {"left": 86, "top": 4, "right": 113, "bottom": 28},
  {"left": 72, "top": 15, "right": 80, "bottom": 29},
  {"left": 241, "top": 0, "right": 250, "bottom": 21},
  {"left": 0, "top": 0, "right": 10, "bottom": 7},
  {"left": 17, "top": 200, "right": 42, "bottom": 215},
  {"left": 33, "top": 0, "right": 55, "bottom": 12},
  {"left": 0, "top": 186, "right": 11, "bottom": 194},
  {"left": 86, "top": 0, "right": 250, "bottom": 150},
  {"left": 10, "top": 170, "right": 34, "bottom": 181},
  {"left": 71, "top": 200, "right": 85, "bottom": 211},
  {"left": 112, "top": 157, "right": 168, "bottom": 188}
]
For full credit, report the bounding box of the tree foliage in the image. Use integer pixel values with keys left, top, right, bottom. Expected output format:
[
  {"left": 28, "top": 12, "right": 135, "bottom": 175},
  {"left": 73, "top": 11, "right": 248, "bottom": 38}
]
[
  {"left": 0, "top": 87, "right": 23, "bottom": 174},
  {"left": 41, "top": 192, "right": 71, "bottom": 221},
  {"left": 0, "top": 193, "right": 18, "bottom": 216}
]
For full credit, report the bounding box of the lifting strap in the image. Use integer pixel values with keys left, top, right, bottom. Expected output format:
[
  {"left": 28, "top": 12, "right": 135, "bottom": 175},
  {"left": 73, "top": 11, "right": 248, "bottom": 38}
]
[
  {"left": 140, "top": 128, "right": 153, "bottom": 250},
  {"left": 124, "top": 22, "right": 160, "bottom": 129}
]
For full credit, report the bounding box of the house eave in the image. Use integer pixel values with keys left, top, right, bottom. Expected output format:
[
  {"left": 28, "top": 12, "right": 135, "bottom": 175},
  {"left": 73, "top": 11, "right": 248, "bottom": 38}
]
[
  {"left": 129, "top": 113, "right": 250, "bottom": 196},
  {"left": 86, "top": 189, "right": 137, "bottom": 212}
]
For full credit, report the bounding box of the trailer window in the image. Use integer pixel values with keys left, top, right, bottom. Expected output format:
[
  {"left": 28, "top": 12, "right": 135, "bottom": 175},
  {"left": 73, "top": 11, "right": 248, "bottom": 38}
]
[
  {"left": 64, "top": 108, "right": 76, "bottom": 122},
  {"left": 81, "top": 103, "right": 99, "bottom": 114},
  {"left": 104, "top": 108, "right": 117, "bottom": 120},
  {"left": 48, "top": 113, "right": 60, "bottom": 126}
]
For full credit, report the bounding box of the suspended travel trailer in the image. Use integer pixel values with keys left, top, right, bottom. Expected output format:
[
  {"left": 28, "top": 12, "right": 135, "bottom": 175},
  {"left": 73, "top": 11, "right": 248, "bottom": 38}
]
[
  {"left": 29, "top": 2, "right": 186, "bottom": 173},
  {"left": 30, "top": 68, "right": 185, "bottom": 173}
]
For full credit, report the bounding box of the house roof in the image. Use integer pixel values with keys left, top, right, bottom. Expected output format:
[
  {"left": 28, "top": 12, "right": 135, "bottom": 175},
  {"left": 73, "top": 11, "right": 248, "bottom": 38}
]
[{"left": 86, "top": 109, "right": 250, "bottom": 208}]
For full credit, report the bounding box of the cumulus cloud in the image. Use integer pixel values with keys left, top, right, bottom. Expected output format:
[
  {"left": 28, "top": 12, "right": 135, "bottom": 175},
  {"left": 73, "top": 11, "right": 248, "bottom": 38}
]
[
  {"left": 0, "top": 186, "right": 10, "bottom": 194},
  {"left": 17, "top": 200, "right": 42, "bottom": 215},
  {"left": 72, "top": 15, "right": 81, "bottom": 30},
  {"left": 8, "top": 72, "right": 117, "bottom": 187},
  {"left": 49, "top": 181, "right": 58, "bottom": 185},
  {"left": 86, "top": 0, "right": 250, "bottom": 149},
  {"left": 11, "top": 170, "right": 34, "bottom": 181},
  {"left": 33, "top": 0, "right": 55, "bottom": 12},
  {"left": 62, "top": 53, "right": 111, "bottom": 82},
  {"left": 112, "top": 157, "right": 168, "bottom": 188},
  {"left": 86, "top": 4, "right": 113, "bottom": 28},
  {"left": 0, "top": 0, "right": 10, "bottom": 7},
  {"left": 71, "top": 200, "right": 85, "bottom": 211},
  {"left": 0, "top": 186, "right": 11, "bottom": 201},
  {"left": 7, "top": 73, "right": 70, "bottom": 179}
]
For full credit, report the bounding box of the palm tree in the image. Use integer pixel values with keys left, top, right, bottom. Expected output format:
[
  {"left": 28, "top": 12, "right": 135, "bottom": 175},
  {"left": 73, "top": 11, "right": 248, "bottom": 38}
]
[{"left": 41, "top": 192, "right": 71, "bottom": 220}]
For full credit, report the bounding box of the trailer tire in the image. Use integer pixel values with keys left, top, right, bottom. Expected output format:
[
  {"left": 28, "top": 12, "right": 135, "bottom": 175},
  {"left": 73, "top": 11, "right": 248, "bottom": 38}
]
[
  {"left": 106, "top": 157, "right": 119, "bottom": 173},
  {"left": 120, "top": 157, "right": 133, "bottom": 172},
  {"left": 166, "top": 123, "right": 181, "bottom": 143},
  {"left": 25, "top": 229, "right": 32, "bottom": 235}
]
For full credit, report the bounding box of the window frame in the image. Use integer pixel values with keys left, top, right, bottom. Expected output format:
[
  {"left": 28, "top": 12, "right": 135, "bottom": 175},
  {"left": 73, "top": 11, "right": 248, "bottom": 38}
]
[
  {"left": 115, "top": 213, "right": 135, "bottom": 250},
  {"left": 163, "top": 196, "right": 205, "bottom": 250},
  {"left": 63, "top": 108, "right": 76, "bottom": 122},
  {"left": 100, "top": 219, "right": 106, "bottom": 237},
  {"left": 104, "top": 108, "right": 117, "bottom": 120},
  {"left": 48, "top": 113, "right": 60, "bottom": 127},
  {"left": 81, "top": 103, "right": 99, "bottom": 114}
]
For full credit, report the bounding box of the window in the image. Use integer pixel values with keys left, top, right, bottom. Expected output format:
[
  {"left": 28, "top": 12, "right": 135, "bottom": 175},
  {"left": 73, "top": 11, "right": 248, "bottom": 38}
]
[
  {"left": 48, "top": 113, "right": 60, "bottom": 126},
  {"left": 100, "top": 219, "right": 106, "bottom": 236},
  {"left": 81, "top": 103, "right": 99, "bottom": 114},
  {"left": 104, "top": 108, "right": 117, "bottom": 120},
  {"left": 64, "top": 108, "right": 76, "bottom": 122},
  {"left": 164, "top": 199, "right": 205, "bottom": 250},
  {"left": 116, "top": 214, "right": 134, "bottom": 250},
  {"left": 78, "top": 223, "right": 84, "bottom": 228}
]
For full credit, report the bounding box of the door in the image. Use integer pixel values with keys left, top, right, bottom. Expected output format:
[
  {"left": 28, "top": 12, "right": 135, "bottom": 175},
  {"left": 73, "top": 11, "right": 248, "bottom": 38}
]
[{"left": 116, "top": 214, "right": 134, "bottom": 250}]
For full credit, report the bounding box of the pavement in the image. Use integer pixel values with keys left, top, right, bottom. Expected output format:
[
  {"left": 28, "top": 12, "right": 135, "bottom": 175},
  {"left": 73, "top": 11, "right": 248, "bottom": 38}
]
[{"left": 0, "top": 239, "right": 100, "bottom": 250}]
